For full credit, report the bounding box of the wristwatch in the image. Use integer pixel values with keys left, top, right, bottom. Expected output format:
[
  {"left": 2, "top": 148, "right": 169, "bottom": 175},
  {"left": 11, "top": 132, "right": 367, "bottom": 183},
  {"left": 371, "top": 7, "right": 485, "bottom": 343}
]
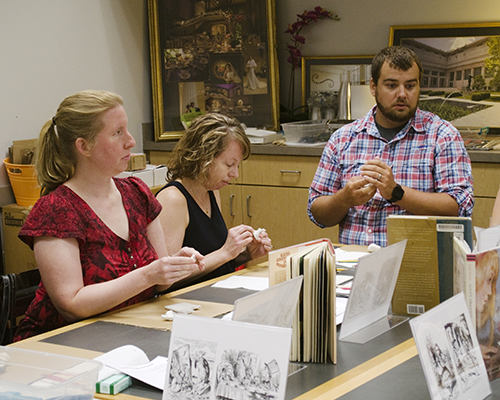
[{"left": 388, "top": 184, "right": 404, "bottom": 203}]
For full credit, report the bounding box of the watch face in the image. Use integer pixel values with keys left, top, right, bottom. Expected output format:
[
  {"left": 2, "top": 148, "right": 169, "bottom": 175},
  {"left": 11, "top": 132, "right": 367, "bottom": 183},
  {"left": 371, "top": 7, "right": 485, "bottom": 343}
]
[{"left": 392, "top": 185, "right": 404, "bottom": 201}]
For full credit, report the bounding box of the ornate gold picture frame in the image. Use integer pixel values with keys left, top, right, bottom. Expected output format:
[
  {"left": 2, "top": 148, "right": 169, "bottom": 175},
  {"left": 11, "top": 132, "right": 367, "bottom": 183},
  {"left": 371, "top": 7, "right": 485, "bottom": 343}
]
[{"left": 148, "top": 0, "right": 280, "bottom": 141}]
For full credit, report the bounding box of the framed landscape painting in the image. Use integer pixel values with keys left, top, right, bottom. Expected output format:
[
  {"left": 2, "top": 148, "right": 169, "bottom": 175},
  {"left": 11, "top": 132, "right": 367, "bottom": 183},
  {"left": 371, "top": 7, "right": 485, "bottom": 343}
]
[
  {"left": 390, "top": 23, "right": 500, "bottom": 127},
  {"left": 148, "top": 0, "right": 279, "bottom": 140}
]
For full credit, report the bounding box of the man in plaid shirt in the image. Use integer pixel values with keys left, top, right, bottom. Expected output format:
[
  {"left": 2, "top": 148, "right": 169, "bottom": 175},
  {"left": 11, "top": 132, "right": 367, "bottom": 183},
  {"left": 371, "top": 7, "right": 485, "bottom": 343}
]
[{"left": 308, "top": 46, "right": 474, "bottom": 246}]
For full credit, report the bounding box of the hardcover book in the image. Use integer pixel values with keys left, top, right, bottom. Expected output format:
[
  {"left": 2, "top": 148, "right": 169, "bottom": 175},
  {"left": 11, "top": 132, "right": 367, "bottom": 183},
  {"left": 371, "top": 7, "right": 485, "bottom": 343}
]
[
  {"left": 453, "top": 236, "right": 500, "bottom": 381},
  {"left": 387, "top": 215, "right": 473, "bottom": 316},
  {"left": 276, "top": 239, "right": 337, "bottom": 364}
]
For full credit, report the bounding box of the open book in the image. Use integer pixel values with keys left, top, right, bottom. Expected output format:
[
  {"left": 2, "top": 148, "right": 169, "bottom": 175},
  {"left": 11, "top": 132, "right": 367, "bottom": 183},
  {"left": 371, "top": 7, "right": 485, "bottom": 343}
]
[
  {"left": 453, "top": 236, "right": 500, "bottom": 381},
  {"left": 269, "top": 239, "right": 336, "bottom": 364}
]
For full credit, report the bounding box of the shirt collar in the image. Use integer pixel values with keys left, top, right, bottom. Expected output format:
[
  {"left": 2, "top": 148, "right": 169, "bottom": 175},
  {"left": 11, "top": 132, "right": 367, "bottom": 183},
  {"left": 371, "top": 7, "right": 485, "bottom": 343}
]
[{"left": 354, "top": 106, "right": 427, "bottom": 138}]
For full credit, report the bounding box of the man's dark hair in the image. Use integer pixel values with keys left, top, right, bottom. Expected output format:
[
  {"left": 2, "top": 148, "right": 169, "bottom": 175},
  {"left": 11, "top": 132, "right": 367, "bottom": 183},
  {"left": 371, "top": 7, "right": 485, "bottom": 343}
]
[{"left": 371, "top": 46, "right": 423, "bottom": 85}]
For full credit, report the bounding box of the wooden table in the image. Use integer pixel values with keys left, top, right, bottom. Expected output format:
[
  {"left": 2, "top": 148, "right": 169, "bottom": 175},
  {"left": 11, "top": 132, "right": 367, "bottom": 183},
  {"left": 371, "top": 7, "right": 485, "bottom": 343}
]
[{"left": 7, "top": 263, "right": 457, "bottom": 400}]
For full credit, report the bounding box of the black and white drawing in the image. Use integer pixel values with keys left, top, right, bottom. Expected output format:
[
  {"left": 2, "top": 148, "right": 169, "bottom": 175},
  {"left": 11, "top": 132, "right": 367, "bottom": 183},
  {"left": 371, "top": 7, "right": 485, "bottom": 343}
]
[
  {"left": 164, "top": 315, "right": 291, "bottom": 400},
  {"left": 410, "top": 293, "right": 491, "bottom": 400}
]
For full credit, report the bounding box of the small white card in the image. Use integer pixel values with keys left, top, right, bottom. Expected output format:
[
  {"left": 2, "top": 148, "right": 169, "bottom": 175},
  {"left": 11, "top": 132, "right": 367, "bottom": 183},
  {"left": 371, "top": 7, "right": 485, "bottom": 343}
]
[
  {"left": 410, "top": 292, "right": 491, "bottom": 400},
  {"left": 163, "top": 314, "right": 291, "bottom": 400}
]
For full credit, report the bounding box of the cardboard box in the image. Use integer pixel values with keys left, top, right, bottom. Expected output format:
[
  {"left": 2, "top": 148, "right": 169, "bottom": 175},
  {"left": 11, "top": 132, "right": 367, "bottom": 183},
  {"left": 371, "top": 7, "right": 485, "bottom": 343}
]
[
  {"left": 116, "top": 167, "right": 154, "bottom": 188},
  {"left": 9, "top": 138, "right": 38, "bottom": 164},
  {"left": 153, "top": 165, "right": 167, "bottom": 187},
  {"left": 126, "top": 153, "right": 147, "bottom": 171},
  {"left": 2, "top": 203, "right": 37, "bottom": 274},
  {"left": 132, "top": 168, "right": 154, "bottom": 187}
]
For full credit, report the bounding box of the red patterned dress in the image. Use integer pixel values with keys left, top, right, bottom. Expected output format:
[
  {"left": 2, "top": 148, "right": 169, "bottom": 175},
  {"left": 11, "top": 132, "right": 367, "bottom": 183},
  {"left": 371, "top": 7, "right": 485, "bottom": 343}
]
[{"left": 13, "top": 177, "right": 161, "bottom": 341}]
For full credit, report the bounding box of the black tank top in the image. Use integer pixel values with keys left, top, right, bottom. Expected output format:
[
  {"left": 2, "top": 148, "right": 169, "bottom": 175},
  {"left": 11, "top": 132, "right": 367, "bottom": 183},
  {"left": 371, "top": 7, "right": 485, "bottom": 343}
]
[{"left": 156, "top": 181, "right": 237, "bottom": 287}]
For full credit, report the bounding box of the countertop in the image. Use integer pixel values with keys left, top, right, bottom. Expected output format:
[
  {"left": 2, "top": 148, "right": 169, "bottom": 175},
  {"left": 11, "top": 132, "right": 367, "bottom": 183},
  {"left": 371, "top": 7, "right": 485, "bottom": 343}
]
[{"left": 143, "top": 139, "right": 500, "bottom": 162}]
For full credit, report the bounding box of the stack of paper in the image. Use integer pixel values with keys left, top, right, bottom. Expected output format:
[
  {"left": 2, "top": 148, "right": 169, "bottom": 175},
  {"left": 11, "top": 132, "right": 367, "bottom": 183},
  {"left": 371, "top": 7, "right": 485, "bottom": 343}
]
[{"left": 245, "top": 128, "right": 283, "bottom": 144}]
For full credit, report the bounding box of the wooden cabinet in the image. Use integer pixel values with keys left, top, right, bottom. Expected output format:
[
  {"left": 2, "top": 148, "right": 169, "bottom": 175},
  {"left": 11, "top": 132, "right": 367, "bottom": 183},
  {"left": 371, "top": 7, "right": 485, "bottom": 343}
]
[
  {"left": 471, "top": 162, "right": 500, "bottom": 229},
  {"left": 219, "top": 155, "right": 338, "bottom": 251},
  {"left": 147, "top": 149, "right": 496, "bottom": 246},
  {"left": 148, "top": 150, "right": 338, "bottom": 250}
]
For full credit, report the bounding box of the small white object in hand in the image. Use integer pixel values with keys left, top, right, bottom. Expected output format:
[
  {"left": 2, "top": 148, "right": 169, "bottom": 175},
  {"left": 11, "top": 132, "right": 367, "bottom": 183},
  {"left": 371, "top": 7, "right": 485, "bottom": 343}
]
[
  {"left": 191, "top": 254, "right": 197, "bottom": 262},
  {"left": 254, "top": 227, "right": 266, "bottom": 240},
  {"left": 367, "top": 243, "right": 381, "bottom": 253}
]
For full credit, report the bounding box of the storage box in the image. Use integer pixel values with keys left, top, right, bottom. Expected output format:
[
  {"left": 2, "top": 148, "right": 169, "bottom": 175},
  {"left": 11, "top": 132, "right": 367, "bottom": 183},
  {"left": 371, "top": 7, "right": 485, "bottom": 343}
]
[
  {"left": 281, "top": 120, "right": 328, "bottom": 143},
  {"left": 152, "top": 165, "right": 167, "bottom": 187},
  {"left": 0, "top": 346, "right": 102, "bottom": 400},
  {"left": 116, "top": 167, "right": 154, "bottom": 188},
  {"left": 126, "top": 153, "right": 147, "bottom": 171},
  {"left": 2, "top": 203, "right": 36, "bottom": 274}
]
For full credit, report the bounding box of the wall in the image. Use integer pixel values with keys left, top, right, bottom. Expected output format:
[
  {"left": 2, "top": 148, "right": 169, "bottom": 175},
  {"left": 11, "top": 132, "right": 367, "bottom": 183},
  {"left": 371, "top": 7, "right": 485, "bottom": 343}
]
[
  {"left": 0, "top": 0, "right": 151, "bottom": 202},
  {"left": 1, "top": 0, "right": 499, "bottom": 204},
  {"left": 275, "top": 0, "right": 500, "bottom": 118}
]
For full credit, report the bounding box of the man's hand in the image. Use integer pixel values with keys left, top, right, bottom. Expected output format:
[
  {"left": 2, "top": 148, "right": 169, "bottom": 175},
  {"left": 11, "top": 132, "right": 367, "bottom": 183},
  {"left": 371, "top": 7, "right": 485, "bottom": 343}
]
[{"left": 360, "top": 157, "right": 397, "bottom": 200}]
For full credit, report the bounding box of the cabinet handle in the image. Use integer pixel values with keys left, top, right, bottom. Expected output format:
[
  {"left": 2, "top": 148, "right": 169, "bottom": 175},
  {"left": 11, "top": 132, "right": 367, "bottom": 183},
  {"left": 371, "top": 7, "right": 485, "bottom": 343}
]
[
  {"left": 280, "top": 170, "right": 301, "bottom": 174},
  {"left": 246, "top": 195, "right": 252, "bottom": 217},
  {"left": 229, "top": 194, "right": 235, "bottom": 217}
]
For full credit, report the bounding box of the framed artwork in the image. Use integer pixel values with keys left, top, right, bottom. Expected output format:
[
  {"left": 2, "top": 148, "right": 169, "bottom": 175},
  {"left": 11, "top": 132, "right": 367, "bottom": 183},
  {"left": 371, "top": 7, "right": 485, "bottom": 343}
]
[
  {"left": 148, "top": 0, "right": 280, "bottom": 141},
  {"left": 389, "top": 23, "right": 500, "bottom": 127},
  {"left": 301, "top": 56, "right": 374, "bottom": 120},
  {"left": 301, "top": 56, "right": 374, "bottom": 105}
]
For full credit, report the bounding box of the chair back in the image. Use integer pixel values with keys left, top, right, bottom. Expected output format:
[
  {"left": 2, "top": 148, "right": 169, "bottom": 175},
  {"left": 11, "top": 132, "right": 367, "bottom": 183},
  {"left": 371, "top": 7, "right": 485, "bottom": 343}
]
[
  {"left": 1, "top": 269, "right": 40, "bottom": 344},
  {"left": 0, "top": 275, "right": 12, "bottom": 344}
]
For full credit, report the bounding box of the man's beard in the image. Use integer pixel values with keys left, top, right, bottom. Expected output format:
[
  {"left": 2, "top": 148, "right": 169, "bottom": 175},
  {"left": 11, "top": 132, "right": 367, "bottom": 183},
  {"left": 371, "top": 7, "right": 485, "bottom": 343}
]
[{"left": 376, "top": 95, "right": 418, "bottom": 123}]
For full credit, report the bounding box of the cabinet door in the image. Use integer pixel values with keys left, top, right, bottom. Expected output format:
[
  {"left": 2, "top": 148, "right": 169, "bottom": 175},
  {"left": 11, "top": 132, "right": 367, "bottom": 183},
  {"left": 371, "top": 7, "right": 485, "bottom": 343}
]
[
  {"left": 242, "top": 155, "right": 319, "bottom": 188},
  {"left": 219, "top": 184, "right": 243, "bottom": 228},
  {"left": 240, "top": 185, "right": 338, "bottom": 250}
]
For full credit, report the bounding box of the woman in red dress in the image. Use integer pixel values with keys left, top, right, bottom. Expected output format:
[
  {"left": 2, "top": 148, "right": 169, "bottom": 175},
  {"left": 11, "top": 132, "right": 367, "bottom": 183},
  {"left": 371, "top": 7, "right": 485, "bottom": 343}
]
[{"left": 14, "top": 90, "right": 204, "bottom": 341}]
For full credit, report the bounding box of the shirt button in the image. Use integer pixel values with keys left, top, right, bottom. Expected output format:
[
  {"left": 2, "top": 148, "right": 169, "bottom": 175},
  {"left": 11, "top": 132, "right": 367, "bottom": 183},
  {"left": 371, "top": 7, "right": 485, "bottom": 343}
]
[
  {"left": 130, "top": 255, "right": 134, "bottom": 259},
  {"left": 128, "top": 248, "right": 132, "bottom": 252},
  {"left": 133, "top": 264, "right": 137, "bottom": 269},
  {"left": 367, "top": 228, "right": 373, "bottom": 233}
]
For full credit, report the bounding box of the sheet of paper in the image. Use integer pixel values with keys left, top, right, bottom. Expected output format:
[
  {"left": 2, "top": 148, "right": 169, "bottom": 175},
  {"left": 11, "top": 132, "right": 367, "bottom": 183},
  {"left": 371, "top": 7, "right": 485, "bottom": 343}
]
[
  {"left": 113, "top": 356, "right": 167, "bottom": 390},
  {"left": 95, "top": 345, "right": 168, "bottom": 390},
  {"left": 336, "top": 296, "right": 348, "bottom": 325},
  {"left": 94, "top": 344, "right": 150, "bottom": 381},
  {"left": 335, "top": 248, "right": 369, "bottom": 268},
  {"left": 211, "top": 275, "right": 269, "bottom": 291}
]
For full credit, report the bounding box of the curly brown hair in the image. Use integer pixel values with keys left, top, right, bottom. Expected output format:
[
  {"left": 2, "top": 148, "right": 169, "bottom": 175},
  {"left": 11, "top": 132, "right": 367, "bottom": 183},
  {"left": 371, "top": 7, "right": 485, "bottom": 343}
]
[{"left": 166, "top": 113, "right": 251, "bottom": 184}]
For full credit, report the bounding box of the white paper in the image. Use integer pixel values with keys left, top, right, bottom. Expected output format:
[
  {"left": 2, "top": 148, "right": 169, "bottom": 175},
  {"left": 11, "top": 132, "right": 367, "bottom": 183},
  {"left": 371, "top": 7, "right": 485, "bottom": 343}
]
[
  {"left": 339, "top": 240, "right": 407, "bottom": 341},
  {"left": 114, "top": 356, "right": 167, "bottom": 390},
  {"left": 95, "top": 344, "right": 150, "bottom": 381},
  {"left": 336, "top": 296, "right": 348, "bottom": 325},
  {"left": 335, "top": 248, "right": 369, "bottom": 269},
  {"left": 245, "top": 128, "right": 278, "bottom": 137},
  {"left": 410, "top": 293, "right": 491, "bottom": 400},
  {"left": 232, "top": 276, "right": 303, "bottom": 328},
  {"left": 212, "top": 276, "right": 269, "bottom": 291},
  {"left": 94, "top": 345, "right": 167, "bottom": 390},
  {"left": 475, "top": 225, "right": 500, "bottom": 252}
]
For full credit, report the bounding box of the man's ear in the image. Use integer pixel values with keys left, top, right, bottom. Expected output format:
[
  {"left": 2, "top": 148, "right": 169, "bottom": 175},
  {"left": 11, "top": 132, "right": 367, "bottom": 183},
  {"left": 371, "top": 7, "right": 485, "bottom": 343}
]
[
  {"left": 75, "top": 137, "right": 91, "bottom": 156},
  {"left": 369, "top": 78, "right": 376, "bottom": 97}
]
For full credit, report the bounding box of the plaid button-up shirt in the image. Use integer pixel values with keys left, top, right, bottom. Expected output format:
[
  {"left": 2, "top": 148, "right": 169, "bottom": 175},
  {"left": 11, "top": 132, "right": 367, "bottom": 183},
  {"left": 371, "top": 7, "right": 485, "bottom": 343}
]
[{"left": 308, "top": 106, "right": 474, "bottom": 246}]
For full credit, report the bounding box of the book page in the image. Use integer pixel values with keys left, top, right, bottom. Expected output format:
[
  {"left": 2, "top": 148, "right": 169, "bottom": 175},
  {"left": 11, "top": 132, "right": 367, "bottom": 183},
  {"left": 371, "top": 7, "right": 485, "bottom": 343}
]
[{"left": 410, "top": 293, "right": 491, "bottom": 400}]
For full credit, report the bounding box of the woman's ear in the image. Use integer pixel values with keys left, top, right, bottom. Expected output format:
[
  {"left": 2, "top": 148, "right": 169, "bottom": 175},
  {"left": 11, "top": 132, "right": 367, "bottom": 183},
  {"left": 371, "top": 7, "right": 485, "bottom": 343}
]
[{"left": 75, "top": 137, "right": 91, "bottom": 156}]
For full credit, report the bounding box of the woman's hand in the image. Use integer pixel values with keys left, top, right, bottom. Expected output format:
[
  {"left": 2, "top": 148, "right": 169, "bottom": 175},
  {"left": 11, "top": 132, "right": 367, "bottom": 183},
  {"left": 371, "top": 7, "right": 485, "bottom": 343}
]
[
  {"left": 149, "top": 247, "right": 205, "bottom": 288},
  {"left": 222, "top": 225, "right": 255, "bottom": 259},
  {"left": 246, "top": 228, "right": 272, "bottom": 260}
]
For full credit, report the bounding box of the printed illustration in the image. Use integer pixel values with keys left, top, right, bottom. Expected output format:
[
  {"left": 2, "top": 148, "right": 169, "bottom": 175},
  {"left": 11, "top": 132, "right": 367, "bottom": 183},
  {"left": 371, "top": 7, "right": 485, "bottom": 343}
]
[
  {"left": 166, "top": 338, "right": 216, "bottom": 400},
  {"left": 215, "top": 350, "right": 280, "bottom": 400}
]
